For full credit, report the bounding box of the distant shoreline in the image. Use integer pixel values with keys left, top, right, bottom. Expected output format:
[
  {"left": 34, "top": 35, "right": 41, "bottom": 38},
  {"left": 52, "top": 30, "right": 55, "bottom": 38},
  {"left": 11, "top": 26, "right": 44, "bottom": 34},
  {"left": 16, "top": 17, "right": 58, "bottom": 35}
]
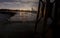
[{"left": 0, "top": 9, "right": 37, "bottom": 13}]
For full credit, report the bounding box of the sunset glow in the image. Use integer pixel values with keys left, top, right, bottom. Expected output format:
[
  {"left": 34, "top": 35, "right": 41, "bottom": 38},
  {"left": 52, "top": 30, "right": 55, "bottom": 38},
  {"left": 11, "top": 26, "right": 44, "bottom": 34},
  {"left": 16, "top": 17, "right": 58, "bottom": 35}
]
[
  {"left": 20, "top": 8, "right": 31, "bottom": 10},
  {"left": 0, "top": 0, "right": 39, "bottom": 11}
]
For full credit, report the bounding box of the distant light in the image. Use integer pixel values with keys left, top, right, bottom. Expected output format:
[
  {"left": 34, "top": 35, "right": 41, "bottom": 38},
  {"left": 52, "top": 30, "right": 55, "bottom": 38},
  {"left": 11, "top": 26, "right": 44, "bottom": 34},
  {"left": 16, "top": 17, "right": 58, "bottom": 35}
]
[{"left": 20, "top": 8, "right": 31, "bottom": 10}]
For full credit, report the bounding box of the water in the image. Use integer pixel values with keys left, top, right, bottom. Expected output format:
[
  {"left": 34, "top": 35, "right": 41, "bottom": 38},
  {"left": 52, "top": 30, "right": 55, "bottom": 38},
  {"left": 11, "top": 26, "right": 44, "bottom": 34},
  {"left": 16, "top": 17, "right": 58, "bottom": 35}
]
[
  {"left": 9, "top": 12, "right": 37, "bottom": 21},
  {"left": 0, "top": 12, "right": 38, "bottom": 38},
  {"left": 0, "top": 14, "right": 10, "bottom": 22}
]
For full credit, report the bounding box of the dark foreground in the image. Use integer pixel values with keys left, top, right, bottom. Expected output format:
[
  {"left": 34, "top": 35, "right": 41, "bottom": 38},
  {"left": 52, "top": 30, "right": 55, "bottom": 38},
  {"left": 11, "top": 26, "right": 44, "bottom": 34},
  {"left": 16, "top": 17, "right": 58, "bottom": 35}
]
[{"left": 0, "top": 21, "right": 40, "bottom": 38}]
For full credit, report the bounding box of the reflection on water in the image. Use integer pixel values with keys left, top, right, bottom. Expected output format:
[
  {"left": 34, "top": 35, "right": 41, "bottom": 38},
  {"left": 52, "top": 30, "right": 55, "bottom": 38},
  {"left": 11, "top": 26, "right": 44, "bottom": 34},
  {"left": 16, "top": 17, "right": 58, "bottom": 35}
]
[{"left": 9, "top": 12, "right": 37, "bottom": 21}]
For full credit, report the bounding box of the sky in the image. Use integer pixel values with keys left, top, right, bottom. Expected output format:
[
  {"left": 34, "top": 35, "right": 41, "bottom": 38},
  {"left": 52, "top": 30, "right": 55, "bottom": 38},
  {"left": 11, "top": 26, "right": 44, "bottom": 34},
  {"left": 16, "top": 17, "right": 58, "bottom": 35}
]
[
  {"left": 0, "top": 0, "right": 54, "bottom": 10},
  {"left": 0, "top": 0, "right": 39, "bottom": 10}
]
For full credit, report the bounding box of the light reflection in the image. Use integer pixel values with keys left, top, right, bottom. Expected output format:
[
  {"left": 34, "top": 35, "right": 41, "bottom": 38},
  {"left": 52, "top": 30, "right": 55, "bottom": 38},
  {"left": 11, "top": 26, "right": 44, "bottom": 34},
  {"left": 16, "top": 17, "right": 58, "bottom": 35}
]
[{"left": 20, "top": 8, "right": 31, "bottom": 10}]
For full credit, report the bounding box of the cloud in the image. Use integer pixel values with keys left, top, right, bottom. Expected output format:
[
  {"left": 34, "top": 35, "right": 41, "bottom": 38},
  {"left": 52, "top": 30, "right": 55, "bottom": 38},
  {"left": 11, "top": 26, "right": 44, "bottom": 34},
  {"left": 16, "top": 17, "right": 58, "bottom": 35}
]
[
  {"left": 0, "top": 0, "right": 38, "bottom": 2},
  {"left": 21, "top": 0, "right": 38, "bottom": 2},
  {"left": 0, "top": 0, "right": 38, "bottom": 10},
  {"left": 0, "top": 0, "right": 22, "bottom": 2},
  {"left": 0, "top": 0, "right": 15, "bottom": 2}
]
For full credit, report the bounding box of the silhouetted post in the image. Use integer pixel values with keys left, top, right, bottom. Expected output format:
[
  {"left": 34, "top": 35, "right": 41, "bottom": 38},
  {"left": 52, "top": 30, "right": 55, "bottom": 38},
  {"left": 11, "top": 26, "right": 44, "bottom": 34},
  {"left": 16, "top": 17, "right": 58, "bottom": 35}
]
[
  {"left": 48, "top": 0, "right": 55, "bottom": 21},
  {"left": 41, "top": 1, "right": 45, "bottom": 17},
  {"left": 42, "top": 0, "right": 50, "bottom": 38},
  {"left": 37, "top": 0, "right": 46, "bottom": 23},
  {"left": 34, "top": 0, "right": 41, "bottom": 33},
  {"left": 54, "top": 0, "right": 58, "bottom": 25}
]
